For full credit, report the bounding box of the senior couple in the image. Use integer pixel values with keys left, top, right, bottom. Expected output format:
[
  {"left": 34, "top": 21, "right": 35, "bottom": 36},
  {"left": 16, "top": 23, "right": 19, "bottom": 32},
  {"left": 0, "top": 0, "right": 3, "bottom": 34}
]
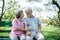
[{"left": 9, "top": 8, "right": 44, "bottom": 40}]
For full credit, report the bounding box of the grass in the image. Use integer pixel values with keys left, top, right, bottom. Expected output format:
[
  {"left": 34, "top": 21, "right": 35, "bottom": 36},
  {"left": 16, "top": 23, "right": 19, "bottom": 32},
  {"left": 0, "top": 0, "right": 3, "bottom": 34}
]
[
  {"left": 42, "top": 26, "right": 60, "bottom": 40},
  {"left": 0, "top": 26, "right": 60, "bottom": 40}
]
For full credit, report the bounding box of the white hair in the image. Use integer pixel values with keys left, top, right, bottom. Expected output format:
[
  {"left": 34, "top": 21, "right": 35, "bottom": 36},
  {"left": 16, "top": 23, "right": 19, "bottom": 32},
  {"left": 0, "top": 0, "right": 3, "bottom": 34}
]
[{"left": 25, "top": 7, "right": 32, "bottom": 13}]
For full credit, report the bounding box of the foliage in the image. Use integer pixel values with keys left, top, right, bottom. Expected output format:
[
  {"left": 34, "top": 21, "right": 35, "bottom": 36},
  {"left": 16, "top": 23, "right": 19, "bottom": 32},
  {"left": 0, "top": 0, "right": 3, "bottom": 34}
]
[
  {"left": 3, "top": 9, "right": 15, "bottom": 21},
  {"left": 27, "top": 0, "right": 41, "bottom": 2},
  {"left": 40, "top": 15, "right": 58, "bottom": 26},
  {"left": 47, "top": 16, "right": 58, "bottom": 26},
  {"left": 0, "top": 0, "right": 20, "bottom": 22}
]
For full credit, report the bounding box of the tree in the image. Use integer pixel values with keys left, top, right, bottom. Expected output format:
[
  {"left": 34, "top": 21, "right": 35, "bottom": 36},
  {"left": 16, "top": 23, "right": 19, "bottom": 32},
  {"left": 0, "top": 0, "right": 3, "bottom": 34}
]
[
  {"left": 0, "top": 0, "right": 4, "bottom": 24},
  {"left": 0, "top": 0, "right": 17, "bottom": 25},
  {"left": 52, "top": 0, "right": 60, "bottom": 26},
  {"left": 27, "top": 0, "right": 41, "bottom": 2}
]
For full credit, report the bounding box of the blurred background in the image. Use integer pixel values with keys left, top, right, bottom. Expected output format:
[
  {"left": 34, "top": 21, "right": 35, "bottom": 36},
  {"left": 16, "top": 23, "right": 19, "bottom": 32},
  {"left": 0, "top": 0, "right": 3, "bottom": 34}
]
[{"left": 0, "top": 0, "right": 60, "bottom": 40}]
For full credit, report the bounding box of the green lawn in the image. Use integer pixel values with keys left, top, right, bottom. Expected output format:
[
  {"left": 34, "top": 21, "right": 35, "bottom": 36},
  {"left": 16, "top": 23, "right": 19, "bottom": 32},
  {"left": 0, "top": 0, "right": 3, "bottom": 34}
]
[
  {"left": 42, "top": 26, "right": 60, "bottom": 40},
  {"left": 0, "top": 26, "right": 60, "bottom": 40}
]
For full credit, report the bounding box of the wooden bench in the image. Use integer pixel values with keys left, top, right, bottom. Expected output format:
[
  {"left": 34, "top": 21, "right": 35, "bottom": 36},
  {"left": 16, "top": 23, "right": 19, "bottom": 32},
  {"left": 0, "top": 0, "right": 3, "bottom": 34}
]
[
  {"left": 0, "top": 30, "right": 10, "bottom": 40},
  {"left": 0, "top": 30, "right": 36, "bottom": 40}
]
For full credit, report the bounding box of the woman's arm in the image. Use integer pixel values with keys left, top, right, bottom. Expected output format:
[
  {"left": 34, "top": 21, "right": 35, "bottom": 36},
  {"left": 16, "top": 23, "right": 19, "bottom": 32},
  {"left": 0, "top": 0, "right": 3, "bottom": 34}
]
[
  {"left": 24, "top": 24, "right": 29, "bottom": 32},
  {"left": 15, "top": 27, "right": 25, "bottom": 31}
]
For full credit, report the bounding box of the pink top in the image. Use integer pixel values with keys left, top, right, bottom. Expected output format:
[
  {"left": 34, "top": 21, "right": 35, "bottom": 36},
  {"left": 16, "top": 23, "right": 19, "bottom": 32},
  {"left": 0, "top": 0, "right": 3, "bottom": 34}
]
[{"left": 10, "top": 18, "right": 25, "bottom": 36}]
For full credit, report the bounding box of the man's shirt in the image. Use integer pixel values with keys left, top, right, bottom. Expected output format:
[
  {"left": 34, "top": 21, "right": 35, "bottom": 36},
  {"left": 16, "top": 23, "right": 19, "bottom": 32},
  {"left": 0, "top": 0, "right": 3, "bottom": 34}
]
[{"left": 23, "top": 16, "right": 41, "bottom": 32}]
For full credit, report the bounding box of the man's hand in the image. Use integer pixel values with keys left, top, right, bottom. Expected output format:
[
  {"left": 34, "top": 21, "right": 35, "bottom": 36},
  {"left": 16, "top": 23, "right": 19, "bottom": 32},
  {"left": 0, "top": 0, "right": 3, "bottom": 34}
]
[
  {"left": 26, "top": 31, "right": 31, "bottom": 36},
  {"left": 24, "top": 28, "right": 28, "bottom": 32}
]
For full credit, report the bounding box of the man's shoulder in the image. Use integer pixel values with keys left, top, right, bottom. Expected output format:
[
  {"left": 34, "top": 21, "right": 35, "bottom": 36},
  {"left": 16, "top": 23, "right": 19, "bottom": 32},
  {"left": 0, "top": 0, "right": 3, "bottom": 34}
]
[
  {"left": 24, "top": 17, "right": 28, "bottom": 19},
  {"left": 23, "top": 17, "right": 28, "bottom": 19},
  {"left": 23, "top": 17, "right": 28, "bottom": 21},
  {"left": 34, "top": 17, "right": 39, "bottom": 20}
]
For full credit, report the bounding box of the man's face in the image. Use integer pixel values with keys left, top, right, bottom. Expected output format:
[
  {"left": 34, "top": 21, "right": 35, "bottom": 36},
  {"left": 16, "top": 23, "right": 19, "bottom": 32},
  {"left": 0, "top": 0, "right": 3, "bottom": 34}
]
[{"left": 25, "top": 9, "right": 32, "bottom": 16}]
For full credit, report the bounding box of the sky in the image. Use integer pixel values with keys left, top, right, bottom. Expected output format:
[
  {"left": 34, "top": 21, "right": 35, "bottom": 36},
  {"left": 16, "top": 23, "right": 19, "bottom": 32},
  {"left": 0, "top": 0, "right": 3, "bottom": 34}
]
[{"left": 0, "top": 0, "right": 60, "bottom": 19}]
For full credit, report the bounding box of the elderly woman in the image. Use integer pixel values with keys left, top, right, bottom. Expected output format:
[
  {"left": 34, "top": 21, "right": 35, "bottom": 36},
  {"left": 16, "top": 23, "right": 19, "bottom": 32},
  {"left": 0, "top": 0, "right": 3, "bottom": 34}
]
[{"left": 9, "top": 10, "right": 31, "bottom": 40}]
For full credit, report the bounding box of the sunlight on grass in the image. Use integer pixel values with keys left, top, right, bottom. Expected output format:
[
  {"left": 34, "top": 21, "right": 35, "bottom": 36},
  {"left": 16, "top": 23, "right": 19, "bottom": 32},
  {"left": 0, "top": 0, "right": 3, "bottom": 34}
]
[
  {"left": 0, "top": 26, "right": 60, "bottom": 40},
  {"left": 42, "top": 26, "right": 60, "bottom": 40}
]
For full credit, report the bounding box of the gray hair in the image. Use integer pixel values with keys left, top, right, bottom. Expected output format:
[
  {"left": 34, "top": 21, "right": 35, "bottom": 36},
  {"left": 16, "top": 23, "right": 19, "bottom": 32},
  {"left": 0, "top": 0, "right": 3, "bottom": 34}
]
[
  {"left": 16, "top": 10, "right": 23, "bottom": 19},
  {"left": 25, "top": 7, "right": 32, "bottom": 13}
]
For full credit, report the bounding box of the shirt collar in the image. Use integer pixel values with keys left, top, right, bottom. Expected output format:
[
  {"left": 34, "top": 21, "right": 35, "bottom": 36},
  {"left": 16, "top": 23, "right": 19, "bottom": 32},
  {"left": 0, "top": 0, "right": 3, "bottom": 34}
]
[{"left": 27, "top": 15, "right": 35, "bottom": 18}]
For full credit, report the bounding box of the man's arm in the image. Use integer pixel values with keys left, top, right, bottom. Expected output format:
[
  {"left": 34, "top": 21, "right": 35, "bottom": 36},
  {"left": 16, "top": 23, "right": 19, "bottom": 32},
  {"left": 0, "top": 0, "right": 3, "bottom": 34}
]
[
  {"left": 24, "top": 24, "right": 29, "bottom": 32},
  {"left": 37, "top": 18, "right": 42, "bottom": 32},
  {"left": 25, "top": 24, "right": 31, "bottom": 36},
  {"left": 38, "top": 24, "right": 41, "bottom": 32},
  {"left": 23, "top": 18, "right": 31, "bottom": 35},
  {"left": 15, "top": 28, "right": 25, "bottom": 31}
]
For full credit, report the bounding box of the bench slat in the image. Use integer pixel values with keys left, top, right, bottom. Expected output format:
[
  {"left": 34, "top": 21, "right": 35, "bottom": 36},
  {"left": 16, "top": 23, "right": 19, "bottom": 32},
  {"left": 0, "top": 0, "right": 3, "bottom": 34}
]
[
  {"left": 0, "top": 38, "right": 10, "bottom": 40},
  {"left": 0, "top": 36, "right": 9, "bottom": 38},
  {"left": 0, "top": 30, "right": 11, "bottom": 32}
]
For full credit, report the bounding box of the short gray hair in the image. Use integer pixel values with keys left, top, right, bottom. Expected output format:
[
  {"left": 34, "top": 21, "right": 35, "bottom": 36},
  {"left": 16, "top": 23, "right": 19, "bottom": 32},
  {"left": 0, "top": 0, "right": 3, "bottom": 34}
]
[{"left": 25, "top": 7, "right": 32, "bottom": 13}]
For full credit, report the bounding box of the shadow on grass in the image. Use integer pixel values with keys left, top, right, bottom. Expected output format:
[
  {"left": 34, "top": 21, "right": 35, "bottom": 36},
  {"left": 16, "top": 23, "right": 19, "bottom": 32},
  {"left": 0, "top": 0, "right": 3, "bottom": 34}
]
[{"left": 0, "top": 21, "right": 12, "bottom": 27}]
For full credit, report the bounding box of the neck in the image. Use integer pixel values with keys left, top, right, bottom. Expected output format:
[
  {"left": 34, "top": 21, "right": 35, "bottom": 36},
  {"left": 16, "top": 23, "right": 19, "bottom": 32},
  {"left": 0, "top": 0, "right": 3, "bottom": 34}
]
[
  {"left": 28, "top": 15, "right": 33, "bottom": 18},
  {"left": 18, "top": 18, "right": 22, "bottom": 20},
  {"left": 30, "top": 15, "right": 33, "bottom": 18}
]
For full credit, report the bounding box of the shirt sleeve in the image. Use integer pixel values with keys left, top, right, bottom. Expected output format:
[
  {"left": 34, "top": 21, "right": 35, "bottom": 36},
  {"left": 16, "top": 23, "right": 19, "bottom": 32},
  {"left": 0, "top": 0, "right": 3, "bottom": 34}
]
[
  {"left": 37, "top": 18, "right": 41, "bottom": 26},
  {"left": 23, "top": 17, "right": 28, "bottom": 24},
  {"left": 12, "top": 19, "right": 20, "bottom": 29}
]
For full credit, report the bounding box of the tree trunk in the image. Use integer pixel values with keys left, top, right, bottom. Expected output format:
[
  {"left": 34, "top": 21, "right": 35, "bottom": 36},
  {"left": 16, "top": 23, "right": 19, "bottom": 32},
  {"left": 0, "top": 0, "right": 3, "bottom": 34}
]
[
  {"left": 0, "top": 0, "right": 4, "bottom": 26},
  {"left": 58, "top": 10, "right": 60, "bottom": 26},
  {"left": 0, "top": 17, "right": 2, "bottom": 26},
  {"left": 52, "top": 0, "right": 60, "bottom": 26}
]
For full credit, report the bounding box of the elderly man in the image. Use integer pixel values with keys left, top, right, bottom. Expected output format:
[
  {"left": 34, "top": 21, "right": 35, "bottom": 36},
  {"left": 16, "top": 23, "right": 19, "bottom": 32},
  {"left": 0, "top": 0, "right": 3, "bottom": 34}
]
[{"left": 23, "top": 8, "right": 44, "bottom": 40}]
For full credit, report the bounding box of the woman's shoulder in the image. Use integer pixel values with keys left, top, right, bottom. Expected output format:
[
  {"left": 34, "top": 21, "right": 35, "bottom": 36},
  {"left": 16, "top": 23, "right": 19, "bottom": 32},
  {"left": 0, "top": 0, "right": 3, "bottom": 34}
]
[{"left": 12, "top": 18, "right": 18, "bottom": 23}]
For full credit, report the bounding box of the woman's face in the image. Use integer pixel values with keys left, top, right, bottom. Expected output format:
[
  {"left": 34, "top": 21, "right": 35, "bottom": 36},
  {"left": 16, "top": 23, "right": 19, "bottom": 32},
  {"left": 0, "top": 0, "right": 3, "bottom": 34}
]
[{"left": 20, "top": 12, "right": 24, "bottom": 19}]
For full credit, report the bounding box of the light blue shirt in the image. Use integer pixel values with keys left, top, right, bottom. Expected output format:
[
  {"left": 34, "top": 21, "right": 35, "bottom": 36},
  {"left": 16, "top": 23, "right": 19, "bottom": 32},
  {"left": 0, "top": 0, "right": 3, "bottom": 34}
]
[{"left": 23, "top": 16, "right": 41, "bottom": 31}]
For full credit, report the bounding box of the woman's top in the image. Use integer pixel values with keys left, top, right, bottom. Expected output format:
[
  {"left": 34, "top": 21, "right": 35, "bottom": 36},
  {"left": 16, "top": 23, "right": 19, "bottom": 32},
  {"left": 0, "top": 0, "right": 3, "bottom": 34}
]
[{"left": 10, "top": 18, "right": 25, "bottom": 36}]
